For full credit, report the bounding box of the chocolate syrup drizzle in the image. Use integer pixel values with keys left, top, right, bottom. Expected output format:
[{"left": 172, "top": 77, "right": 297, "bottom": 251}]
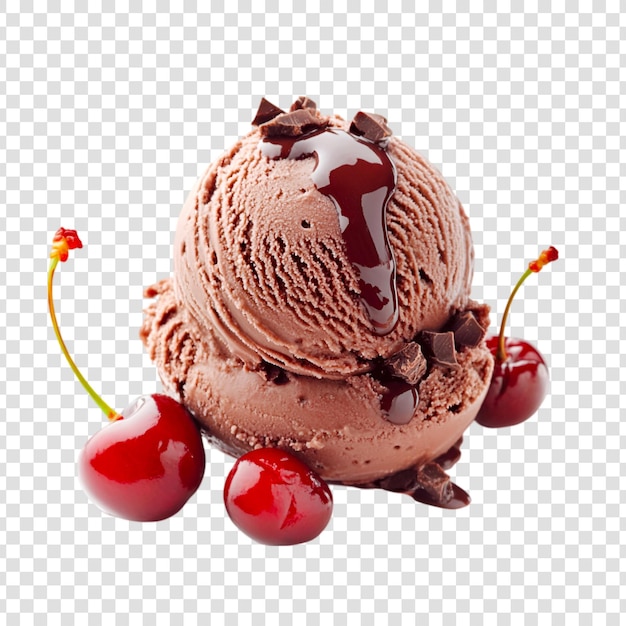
[
  {"left": 260, "top": 127, "right": 399, "bottom": 335},
  {"left": 261, "top": 125, "right": 418, "bottom": 423},
  {"left": 377, "top": 377, "right": 418, "bottom": 425}
]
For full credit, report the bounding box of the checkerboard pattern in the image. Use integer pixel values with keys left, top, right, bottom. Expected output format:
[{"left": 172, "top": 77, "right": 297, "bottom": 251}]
[{"left": 1, "top": 2, "right": 624, "bottom": 623}]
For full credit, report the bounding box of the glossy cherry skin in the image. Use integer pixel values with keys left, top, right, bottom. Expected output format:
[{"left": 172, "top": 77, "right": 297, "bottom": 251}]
[
  {"left": 475, "top": 335, "right": 550, "bottom": 428},
  {"left": 224, "top": 447, "right": 333, "bottom": 546},
  {"left": 78, "top": 394, "right": 205, "bottom": 522}
]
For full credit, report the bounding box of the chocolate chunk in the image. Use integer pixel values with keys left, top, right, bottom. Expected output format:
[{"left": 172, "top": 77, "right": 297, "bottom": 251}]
[
  {"left": 252, "top": 98, "right": 285, "bottom": 126},
  {"left": 448, "top": 311, "right": 485, "bottom": 348},
  {"left": 411, "top": 480, "right": 471, "bottom": 509},
  {"left": 415, "top": 462, "right": 454, "bottom": 503},
  {"left": 258, "top": 108, "right": 326, "bottom": 137},
  {"left": 368, "top": 459, "right": 470, "bottom": 509},
  {"left": 346, "top": 453, "right": 471, "bottom": 509},
  {"left": 420, "top": 330, "right": 458, "bottom": 368},
  {"left": 385, "top": 342, "right": 427, "bottom": 385},
  {"left": 349, "top": 111, "right": 392, "bottom": 143},
  {"left": 290, "top": 96, "right": 317, "bottom": 111}
]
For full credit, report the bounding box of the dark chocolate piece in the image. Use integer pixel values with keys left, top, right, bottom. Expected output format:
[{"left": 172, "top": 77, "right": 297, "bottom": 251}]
[
  {"left": 448, "top": 311, "right": 485, "bottom": 348},
  {"left": 385, "top": 342, "right": 427, "bottom": 385},
  {"left": 420, "top": 330, "right": 459, "bottom": 368},
  {"left": 415, "top": 462, "right": 454, "bottom": 503},
  {"left": 411, "top": 481, "right": 471, "bottom": 509},
  {"left": 252, "top": 98, "right": 285, "bottom": 126},
  {"left": 349, "top": 111, "right": 392, "bottom": 143},
  {"left": 354, "top": 453, "right": 471, "bottom": 510},
  {"left": 290, "top": 96, "right": 317, "bottom": 111},
  {"left": 259, "top": 108, "right": 326, "bottom": 137}
]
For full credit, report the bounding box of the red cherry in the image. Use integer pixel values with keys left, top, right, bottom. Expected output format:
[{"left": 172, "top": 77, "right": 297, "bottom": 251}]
[
  {"left": 475, "top": 335, "right": 549, "bottom": 427},
  {"left": 476, "top": 246, "right": 558, "bottom": 429},
  {"left": 48, "top": 228, "right": 206, "bottom": 522},
  {"left": 78, "top": 394, "right": 205, "bottom": 521},
  {"left": 224, "top": 448, "right": 333, "bottom": 545}
]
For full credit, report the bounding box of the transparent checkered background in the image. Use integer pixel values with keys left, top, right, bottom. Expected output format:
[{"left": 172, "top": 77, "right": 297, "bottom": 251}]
[{"left": 1, "top": 2, "right": 624, "bottom": 624}]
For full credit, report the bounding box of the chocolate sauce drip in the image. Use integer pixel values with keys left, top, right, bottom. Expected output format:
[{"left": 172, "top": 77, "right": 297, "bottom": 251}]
[
  {"left": 260, "top": 127, "right": 398, "bottom": 335},
  {"left": 411, "top": 482, "right": 471, "bottom": 509},
  {"left": 378, "top": 378, "right": 418, "bottom": 425},
  {"left": 432, "top": 436, "right": 463, "bottom": 470},
  {"left": 371, "top": 366, "right": 419, "bottom": 425}
]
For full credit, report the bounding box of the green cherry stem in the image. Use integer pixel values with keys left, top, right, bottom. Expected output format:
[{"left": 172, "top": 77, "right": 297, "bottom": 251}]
[
  {"left": 496, "top": 246, "right": 559, "bottom": 362},
  {"left": 47, "top": 228, "right": 120, "bottom": 421}
]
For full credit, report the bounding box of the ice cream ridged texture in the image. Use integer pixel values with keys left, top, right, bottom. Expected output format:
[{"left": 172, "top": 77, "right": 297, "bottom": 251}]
[{"left": 173, "top": 116, "right": 474, "bottom": 379}]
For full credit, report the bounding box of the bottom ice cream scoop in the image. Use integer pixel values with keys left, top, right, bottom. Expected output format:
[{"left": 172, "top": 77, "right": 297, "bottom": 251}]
[
  {"left": 141, "top": 98, "right": 494, "bottom": 509},
  {"left": 142, "top": 279, "right": 492, "bottom": 506}
]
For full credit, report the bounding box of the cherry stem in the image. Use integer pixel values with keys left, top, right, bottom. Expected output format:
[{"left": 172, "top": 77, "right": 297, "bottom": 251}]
[
  {"left": 48, "top": 252, "right": 120, "bottom": 421},
  {"left": 496, "top": 246, "right": 559, "bottom": 362},
  {"left": 496, "top": 268, "right": 531, "bottom": 361}
]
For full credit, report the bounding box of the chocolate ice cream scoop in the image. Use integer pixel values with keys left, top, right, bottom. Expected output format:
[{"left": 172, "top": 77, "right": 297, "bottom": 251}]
[
  {"left": 141, "top": 98, "right": 493, "bottom": 506},
  {"left": 171, "top": 101, "right": 474, "bottom": 379}
]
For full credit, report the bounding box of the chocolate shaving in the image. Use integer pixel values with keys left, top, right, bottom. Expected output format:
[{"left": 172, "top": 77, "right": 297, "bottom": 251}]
[
  {"left": 252, "top": 98, "right": 285, "bottom": 126},
  {"left": 447, "top": 311, "right": 485, "bottom": 348},
  {"left": 385, "top": 342, "right": 427, "bottom": 385},
  {"left": 419, "top": 330, "right": 459, "bottom": 368},
  {"left": 258, "top": 108, "right": 327, "bottom": 138},
  {"left": 290, "top": 96, "right": 317, "bottom": 111},
  {"left": 349, "top": 111, "right": 392, "bottom": 143}
]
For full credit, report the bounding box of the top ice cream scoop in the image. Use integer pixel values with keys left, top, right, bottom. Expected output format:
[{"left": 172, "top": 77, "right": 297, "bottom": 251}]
[
  {"left": 172, "top": 98, "right": 475, "bottom": 379},
  {"left": 141, "top": 98, "right": 493, "bottom": 506}
]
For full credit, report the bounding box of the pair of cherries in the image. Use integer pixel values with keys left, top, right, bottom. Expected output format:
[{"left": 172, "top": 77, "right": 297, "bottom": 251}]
[
  {"left": 48, "top": 228, "right": 332, "bottom": 545},
  {"left": 48, "top": 228, "right": 557, "bottom": 544}
]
